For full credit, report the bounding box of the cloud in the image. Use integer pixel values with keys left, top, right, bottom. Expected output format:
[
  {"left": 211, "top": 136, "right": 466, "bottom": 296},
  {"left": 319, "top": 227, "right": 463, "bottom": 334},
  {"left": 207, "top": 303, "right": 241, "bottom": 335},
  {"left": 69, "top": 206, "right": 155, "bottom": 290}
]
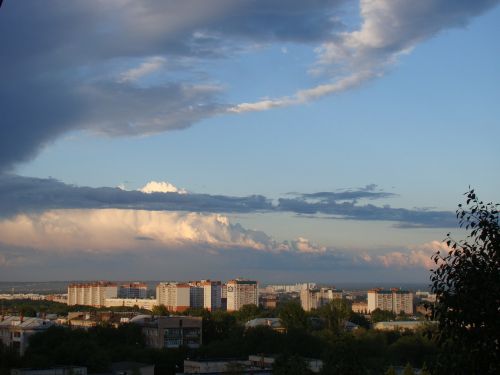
[
  {"left": 0, "top": 207, "right": 445, "bottom": 282},
  {"left": 0, "top": 175, "right": 456, "bottom": 227},
  {"left": 118, "top": 56, "right": 166, "bottom": 83},
  {"left": 229, "top": 0, "right": 499, "bottom": 112},
  {"left": 0, "top": 0, "right": 344, "bottom": 171},
  {"left": 0, "top": 209, "right": 277, "bottom": 253},
  {"left": 0, "top": 1, "right": 497, "bottom": 170},
  {"left": 140, "top": 181, "right": 187, "bottom": 194}
]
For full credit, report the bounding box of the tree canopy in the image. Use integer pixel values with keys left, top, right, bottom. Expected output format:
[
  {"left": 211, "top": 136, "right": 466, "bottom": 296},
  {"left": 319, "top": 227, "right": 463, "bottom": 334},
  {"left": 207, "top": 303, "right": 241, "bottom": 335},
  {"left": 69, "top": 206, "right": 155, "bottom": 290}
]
[{"left": 431, "top": 189, "right": 499, "bottom": 374}]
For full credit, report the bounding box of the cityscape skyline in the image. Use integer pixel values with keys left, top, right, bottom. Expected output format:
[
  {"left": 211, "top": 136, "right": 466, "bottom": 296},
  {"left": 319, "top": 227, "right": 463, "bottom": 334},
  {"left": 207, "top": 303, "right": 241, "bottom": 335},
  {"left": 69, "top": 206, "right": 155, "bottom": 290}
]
[{"left": 0, "top": 1, "right": 499, "bottom": 282}]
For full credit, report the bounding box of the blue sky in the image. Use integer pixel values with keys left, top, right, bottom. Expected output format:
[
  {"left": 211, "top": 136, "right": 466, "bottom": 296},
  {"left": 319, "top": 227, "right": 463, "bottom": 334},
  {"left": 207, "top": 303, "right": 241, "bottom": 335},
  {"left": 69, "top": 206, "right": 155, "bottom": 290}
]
[{"left": 1, "top": 0, "right": 499, "bottom": 282}]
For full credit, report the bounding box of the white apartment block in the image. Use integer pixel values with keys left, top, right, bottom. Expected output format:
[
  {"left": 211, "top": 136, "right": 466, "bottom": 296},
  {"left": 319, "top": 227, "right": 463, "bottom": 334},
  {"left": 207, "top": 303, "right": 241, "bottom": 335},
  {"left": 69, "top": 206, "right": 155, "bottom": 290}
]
[
  {"left": 202, "top": 280, "right": 222, "bottom": 311},
  {"left": 265, "top": 283, "right": 316, "bottom": 293},
  {"left": 156, "top": 282, "right": 190, "bottom": 312},
  {"left": 367, "top": 289, "right": 414, "bottom": 315},
  {"left": 67, "top": 282, "right": 118, "bottom": 307},
  {"left": 226, "top": 279, "right": 258, "bottom": 312},
  {"left": 118, "top": 282, "right": 148, "bottom": 299},
  {"left": 300, "top": 287, "right": 343, "bottom": 311}
]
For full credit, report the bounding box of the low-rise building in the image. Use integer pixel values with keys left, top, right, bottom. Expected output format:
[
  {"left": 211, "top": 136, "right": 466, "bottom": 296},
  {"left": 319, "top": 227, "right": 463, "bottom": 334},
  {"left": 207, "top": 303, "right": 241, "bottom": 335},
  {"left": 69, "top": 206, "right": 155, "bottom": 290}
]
[
  {"left": 0, "top": 316, "right": 54, "bottom": 355},
  {"left": 374, "top": 320, "right": 437, "bottom": 331},
  {"left": 11, "top": 367, "right": 87, "bottom": 375},
  {"left": 104, "top": 298, "right": 156, "bottom": 311},
  {"left": 130, "top": 315, "right": 202, "bottom": 349},
  {"left": 245, "top": 318, "right": 286, "bottom": 333}
]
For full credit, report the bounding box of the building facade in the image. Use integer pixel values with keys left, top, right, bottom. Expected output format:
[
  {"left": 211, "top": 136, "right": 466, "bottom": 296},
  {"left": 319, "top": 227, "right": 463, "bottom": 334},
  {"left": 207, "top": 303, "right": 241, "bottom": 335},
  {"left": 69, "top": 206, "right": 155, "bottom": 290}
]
[
  {"left": 104, "top": 298, "right": 156, "bottom": 311},
  {"left": 202, "top": 280, "right": 222, "bottom": 311},
  {"left": 0, "top": 316, "right": 53, "bottom": 355},
  {"left": 156, "top": 282, "right": 190, "bottom": 312},
  {"left": 118, "top": 282, "right": 148, "bottom": 299},
  {"left": 300, "top": 287, "right": 343, "bottom": 311},
  {"left": 67, "top": 282, "right": 118, "bottom": 307},
  {"left": 131, "top": 315, "right": 202, "bottom": 349},
  {"left": 367, "top": 288, "right": 414, "bottom": 315},
  {"left": 226, "top": 279, "right": 258, "bottom": 312}
]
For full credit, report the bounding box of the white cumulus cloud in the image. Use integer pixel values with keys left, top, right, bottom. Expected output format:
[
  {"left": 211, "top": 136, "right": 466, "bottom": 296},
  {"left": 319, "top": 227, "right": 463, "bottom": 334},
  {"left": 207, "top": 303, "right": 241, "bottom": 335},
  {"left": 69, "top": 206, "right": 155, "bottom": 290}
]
[{"left": 139, "top": 181, "right": 188, "bottom": 194}]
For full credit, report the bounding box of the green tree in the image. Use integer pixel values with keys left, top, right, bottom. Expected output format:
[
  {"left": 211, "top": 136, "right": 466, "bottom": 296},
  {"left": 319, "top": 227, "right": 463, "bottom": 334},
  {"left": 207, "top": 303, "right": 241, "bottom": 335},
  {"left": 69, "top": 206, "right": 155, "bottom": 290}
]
[
  {"left": 318, "top": 299, "right": 351, "bottom": 333},
  {"left": 370, "top": 308, "right": 396, "bottom": 323},
  {"left": 431, "top": 189, "right": 499, "bottom": 374},
  {"left": 402, "top": 362, "right": 415, "bottom": 375},
  {"left": 151, "top": 304, "right": 169, "bottom": 316},
  {"left": 235, "top": 304, "right": 261, "bottom": 323},
  {"left": 420, "top": 362, "right": 431, "bottom": 375},
  {"left": 277, "top": 301, "right": 307, "bottom": 330},
  {"left": 273, "top": 354, "right": 312, "bottom": 375}
]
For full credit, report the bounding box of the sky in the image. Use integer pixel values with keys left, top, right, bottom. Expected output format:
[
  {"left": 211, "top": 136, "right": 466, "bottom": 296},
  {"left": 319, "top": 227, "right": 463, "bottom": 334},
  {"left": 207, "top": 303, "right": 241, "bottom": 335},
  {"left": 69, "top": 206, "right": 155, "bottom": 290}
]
[{"left": 0, "top": 0, "right": 499, "bottom": 283}]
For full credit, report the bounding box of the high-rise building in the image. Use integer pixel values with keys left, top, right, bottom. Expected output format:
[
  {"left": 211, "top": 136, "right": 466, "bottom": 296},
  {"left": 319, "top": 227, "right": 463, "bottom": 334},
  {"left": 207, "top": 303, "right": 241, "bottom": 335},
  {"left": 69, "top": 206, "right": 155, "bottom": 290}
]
[
  {"left": 118, "top": 282, "right": 147, "bottom": 299},
  {"left": 188, "top": 281, "right": 205, "bottom": 309},
  {"left": 156, "top": 282, "right": 190, "bottom": 312},
  {"left": 300, "top": 287, "right": 343, "bottom": 311},
  {"left": 202, "top": 280, "right": 222, "bottom": 311},
  {"left": 67, "top": 282, "right": 118, "bottom": 307},
  {"left": 367, "top": 288, "right": 414, "bottom": 315},
  {"left": 226, "top": 279, "right": 258, "bottom": 312}
]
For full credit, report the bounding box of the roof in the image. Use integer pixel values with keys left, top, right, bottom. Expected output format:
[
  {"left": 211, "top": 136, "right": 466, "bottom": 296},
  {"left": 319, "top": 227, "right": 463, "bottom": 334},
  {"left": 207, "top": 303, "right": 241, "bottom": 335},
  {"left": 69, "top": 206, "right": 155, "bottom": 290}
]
[
  {"left": 245, "top": 318, "right": 283, "bottom": 329},
  {"left": 0, "top": 316, "right": 53, "bottom": 330}
]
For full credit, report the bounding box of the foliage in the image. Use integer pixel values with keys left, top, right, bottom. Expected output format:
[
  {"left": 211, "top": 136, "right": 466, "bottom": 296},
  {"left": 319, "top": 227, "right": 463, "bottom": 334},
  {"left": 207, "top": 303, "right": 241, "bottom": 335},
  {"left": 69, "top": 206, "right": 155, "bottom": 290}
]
[
  {"left": 317, "top": 299, "right": 351, "bottom": 333},
  {"left": 273, "top": 354, "right": 312, "bottom": 375},
  {"left": 370, "top": 308, "right": 396, "bottom": 323},
  {"left": 431, "top": 189, "right": 499, "bottom": 374},
  {"left": 277, "top": 300, "right": 307, "bottom": 330},
  {"left": 384, "top": 366, "right": 396, "bottom": 375},
  {"left": 402, "top": 362, "right": 415, "bottom": 375},
  {"left": 234, "top": 304, "right": 261, "bottom": 323},
  {"left": 320, "top": 334, "right": 367, "bottom": 375},
  {"left": 151, "top": 304, "right": 169, "bottom": 316},
  {"left": 348, "top": 312, "right": 370, "bottom": 329}
]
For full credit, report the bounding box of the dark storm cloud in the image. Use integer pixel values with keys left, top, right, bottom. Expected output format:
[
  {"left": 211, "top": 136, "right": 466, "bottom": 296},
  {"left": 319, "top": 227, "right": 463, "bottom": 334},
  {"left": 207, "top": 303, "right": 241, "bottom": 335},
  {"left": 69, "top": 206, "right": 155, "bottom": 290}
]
[
  {"left": 0, "top": 0, "right": 346, "bottom": 172},
  {"left": 0, "top": 175, "right": 272, "bottom": 218},
  {"left": 0, "top": 175, "right": 455, "bottom": 228}
]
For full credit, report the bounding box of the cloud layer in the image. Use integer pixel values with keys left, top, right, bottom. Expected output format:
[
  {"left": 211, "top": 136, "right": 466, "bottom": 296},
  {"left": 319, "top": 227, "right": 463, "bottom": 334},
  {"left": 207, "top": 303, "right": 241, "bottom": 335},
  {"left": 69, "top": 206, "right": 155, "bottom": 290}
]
[
  {"left": 0, "top": 0, "right": 498, "bottom": 170},
  {"left": 0, "top": 207, "right": 445, "bottom": 281},
  {"left": 0, "top": 175, "right": 456, "bottom": 228}
]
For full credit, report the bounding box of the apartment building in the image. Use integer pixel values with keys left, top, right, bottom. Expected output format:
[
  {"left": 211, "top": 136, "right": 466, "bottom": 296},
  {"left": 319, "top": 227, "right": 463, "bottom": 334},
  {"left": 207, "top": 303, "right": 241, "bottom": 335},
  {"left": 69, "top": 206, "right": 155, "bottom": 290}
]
[
  {"left": 118, "top": 282, "right": 148, "bottom": 299},
  {"left": 226, "top": 279, "right": 258, "bottom": 312},
  {"left": 67, "top": 282, "right": 118, "bottom": 307},
  {"left": 367, "top": 288, "right": 414, "bottom": 315},
  {"left": 156, "top": 282, "right": 190, "bottom": 312},
  {"left": 202, "top": 280, "right": 222, "bottom": 311},
  {"left": 131, "top": 315, "right": 202, "bottom": 349},
  {"left": 300, "top": 287, "right": 343, "bottom": 311}
]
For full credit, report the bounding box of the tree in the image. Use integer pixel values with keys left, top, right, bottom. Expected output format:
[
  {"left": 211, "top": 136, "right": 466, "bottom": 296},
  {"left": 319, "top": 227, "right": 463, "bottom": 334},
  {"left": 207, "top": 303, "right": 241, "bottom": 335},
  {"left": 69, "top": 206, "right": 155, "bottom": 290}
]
[
  {"left": 430, "top": 189, "right": 499, "bottom": 374},
  {"left": 151, "top": 304, "right": 169, "bottom": 316},
  {"left": 318, "top": 299, "right": 351, "bottom": 333},
  {"left": 273, "top": 354, "right": 312, "bottom": 375},
  {"left": 370, "top": 308, "right": 395, "bottom": 324},
  {"left": 384, "top": 366, "right": 396, "bottom": 375},
  {"left": 277, "top": 301, "right": 307, "bottom": 330},
  {"left": 402, "top": 362, "right": 415, "bottom": 375}
]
